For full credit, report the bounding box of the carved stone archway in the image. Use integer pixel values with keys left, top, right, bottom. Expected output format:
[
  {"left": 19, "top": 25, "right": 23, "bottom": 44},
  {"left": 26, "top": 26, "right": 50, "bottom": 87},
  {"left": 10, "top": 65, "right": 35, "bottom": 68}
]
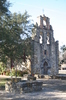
[{"left": 43, "top": 61, "right": 48, "bottom": 74}]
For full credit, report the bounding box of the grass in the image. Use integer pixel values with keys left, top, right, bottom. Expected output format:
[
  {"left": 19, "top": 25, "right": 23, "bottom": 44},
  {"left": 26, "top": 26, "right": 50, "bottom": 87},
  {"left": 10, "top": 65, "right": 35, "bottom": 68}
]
[
  {"left": 0, "top": 82, "right": 5, "bottom": 86},
  {"left": 0, "top": 78, "right": 11, "bottom": 90},
  {"left": 0, "top": 82, "right": 5, "bottom": 90}
]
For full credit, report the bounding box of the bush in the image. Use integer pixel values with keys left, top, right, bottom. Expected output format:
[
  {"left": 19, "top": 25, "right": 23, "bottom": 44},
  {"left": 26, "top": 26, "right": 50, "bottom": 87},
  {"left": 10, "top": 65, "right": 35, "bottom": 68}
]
[
  {"left": 6, "top": 70, "right": 10, "bottom": 76},
  {"left": 23, "top": 70, "right": 28, "bottom": 74},
  {"left": 5, "top": 67, "right": 28, "bottom": 77},
  {"left": 15, "top": 70, "right": 28, "bottom": 77},
  {"left": 0, "top": 64, "right": 6, "bottom": 75}
]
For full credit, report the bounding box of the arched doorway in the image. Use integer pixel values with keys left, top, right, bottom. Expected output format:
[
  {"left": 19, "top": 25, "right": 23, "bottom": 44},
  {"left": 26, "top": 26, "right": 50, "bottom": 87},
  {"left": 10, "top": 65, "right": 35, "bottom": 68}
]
[{"left": 43, "top": 61, "right": 48, "bottom": 74}]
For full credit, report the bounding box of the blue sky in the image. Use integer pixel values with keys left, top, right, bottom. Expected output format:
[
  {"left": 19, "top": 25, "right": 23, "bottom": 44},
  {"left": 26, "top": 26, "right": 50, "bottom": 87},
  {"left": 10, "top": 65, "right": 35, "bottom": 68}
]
[{"left": 8, "top": 0, "right": 66, "bottom": 49}]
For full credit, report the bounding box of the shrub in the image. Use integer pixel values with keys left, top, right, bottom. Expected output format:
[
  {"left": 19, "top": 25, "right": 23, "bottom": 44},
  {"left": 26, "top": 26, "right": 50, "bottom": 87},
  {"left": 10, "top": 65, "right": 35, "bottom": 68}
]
[
  {"left": 6, "top": 70, "right": 10, "bottom": 76},
  {"left": 12, "top": 69, "right": 28, "bottom": 77},
  {"left": 5, "top": 68, "right": 28, "bottom": 77}
]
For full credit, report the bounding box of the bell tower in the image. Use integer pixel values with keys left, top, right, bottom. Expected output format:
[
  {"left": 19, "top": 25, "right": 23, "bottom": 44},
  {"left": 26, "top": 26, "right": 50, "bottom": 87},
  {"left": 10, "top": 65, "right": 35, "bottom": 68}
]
[
  {"left": 37, "top": 14, "right": 50, "bottom": 29},
  {"left": 32, "top": 14, "right": 59, "bottom": 75}
]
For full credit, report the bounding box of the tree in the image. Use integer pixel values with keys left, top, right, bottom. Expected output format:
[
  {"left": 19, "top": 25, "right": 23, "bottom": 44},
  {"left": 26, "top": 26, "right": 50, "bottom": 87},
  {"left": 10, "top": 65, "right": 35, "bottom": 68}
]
[
  {"left": 0, "top": 0, "right": 11, "bottom": 67},
  {"left": 0, "top": 11, "right": 33, "bottom": 69},
  {"left": 60, "top": 45, "right": 66, "bottom": 64},
  {"left": 61, "top": 45, "right": 66, "bottom": 52},
  {"left": 0, "top": 0, "right": 10, "bottom": 16},
  {"left": 0, "top": 0, "right": 10, "bottom": 42}
]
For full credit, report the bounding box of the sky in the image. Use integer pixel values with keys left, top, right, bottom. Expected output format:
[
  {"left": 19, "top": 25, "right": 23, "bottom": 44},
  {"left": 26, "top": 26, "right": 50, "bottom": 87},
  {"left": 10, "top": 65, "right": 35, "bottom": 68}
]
[{"left": 8, "top": 0, "right": 66, "bottom": 50}]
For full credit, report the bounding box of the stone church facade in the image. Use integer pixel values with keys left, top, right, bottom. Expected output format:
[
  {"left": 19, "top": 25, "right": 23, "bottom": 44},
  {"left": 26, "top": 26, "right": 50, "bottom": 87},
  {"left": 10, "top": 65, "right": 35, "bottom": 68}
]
[{"left": 31, "top": 14, "right": 59, "bottom": 75}]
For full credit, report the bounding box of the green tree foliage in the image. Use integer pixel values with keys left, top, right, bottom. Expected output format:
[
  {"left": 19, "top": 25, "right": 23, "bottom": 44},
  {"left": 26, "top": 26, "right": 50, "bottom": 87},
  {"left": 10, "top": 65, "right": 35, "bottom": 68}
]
[
  {"left": 60, "top": 45, "right": 66, "bottom": 64},
  {"left": 0, "top": 0, "right": 33, "bottom": 69},
  {"left": 0, "top": 0, "right": 10, "bottom": 67},
  {"left": 61, "top": 45, "right": 66, "bottom": 52},
  {"left": 0, "top": 11, "right": 33, "bottom": 68},
  {"left": 0, "top": 0, "right": 10, "bottom": 16}
]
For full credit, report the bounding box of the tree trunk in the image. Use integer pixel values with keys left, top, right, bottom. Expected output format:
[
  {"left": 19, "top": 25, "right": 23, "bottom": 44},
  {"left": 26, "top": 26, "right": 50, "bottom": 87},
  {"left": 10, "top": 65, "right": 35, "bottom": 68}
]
[{"left": 11, "top": 58, "right": 14, "bottom": 69}]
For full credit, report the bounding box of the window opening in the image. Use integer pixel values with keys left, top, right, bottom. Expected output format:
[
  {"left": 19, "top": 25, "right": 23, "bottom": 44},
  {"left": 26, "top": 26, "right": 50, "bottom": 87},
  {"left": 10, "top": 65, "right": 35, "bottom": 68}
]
[{"left": 39, "top": 35, "right": 42, "bottom": 44}]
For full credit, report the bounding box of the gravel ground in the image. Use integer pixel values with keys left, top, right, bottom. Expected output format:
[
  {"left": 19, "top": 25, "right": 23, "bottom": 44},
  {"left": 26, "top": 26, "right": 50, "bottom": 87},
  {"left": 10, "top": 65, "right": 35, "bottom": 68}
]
[{"left": 0, "top": 79, "right": 66, "bottom": 100}]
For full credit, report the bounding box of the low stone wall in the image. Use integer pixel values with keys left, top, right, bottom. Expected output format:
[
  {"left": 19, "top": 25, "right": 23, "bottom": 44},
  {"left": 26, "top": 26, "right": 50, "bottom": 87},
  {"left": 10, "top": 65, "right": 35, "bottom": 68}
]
[
  {"left": 27, "top": 75, "right": 36, "bottom": 80},
  {"left": 55, "top": 74, "right": 66, "bottom": 80},
  {"left": 59, "top": 70, "right": 66, "bottom": 74},
  {"left": 5, "top": 80, "right": 43, "bottom": 93},
  {"left": 11, "top": 78, "right": 21, "bottom": 82},
  {"left": 38, "top": 74, "right": 51, "bottom": 79}
]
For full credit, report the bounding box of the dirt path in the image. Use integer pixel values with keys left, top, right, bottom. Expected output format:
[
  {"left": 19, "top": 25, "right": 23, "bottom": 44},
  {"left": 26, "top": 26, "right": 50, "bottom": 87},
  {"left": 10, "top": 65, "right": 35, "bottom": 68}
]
[{"left": 0, "top": 79, "right": 66, "bottom": 100}]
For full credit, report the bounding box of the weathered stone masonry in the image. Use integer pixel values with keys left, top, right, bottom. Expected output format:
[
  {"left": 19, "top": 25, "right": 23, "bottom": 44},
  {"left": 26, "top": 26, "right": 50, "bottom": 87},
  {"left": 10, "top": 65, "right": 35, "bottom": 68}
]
[{"left": 31, "top": 14, "right": 59, "bottom": 75}]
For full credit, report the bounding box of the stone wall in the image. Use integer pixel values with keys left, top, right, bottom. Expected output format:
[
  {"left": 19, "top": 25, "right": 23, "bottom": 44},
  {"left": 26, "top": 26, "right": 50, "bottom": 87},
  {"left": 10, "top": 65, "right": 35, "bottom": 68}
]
[{"left": 5, "top": 80, "right": 43, "bottom": 93}]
